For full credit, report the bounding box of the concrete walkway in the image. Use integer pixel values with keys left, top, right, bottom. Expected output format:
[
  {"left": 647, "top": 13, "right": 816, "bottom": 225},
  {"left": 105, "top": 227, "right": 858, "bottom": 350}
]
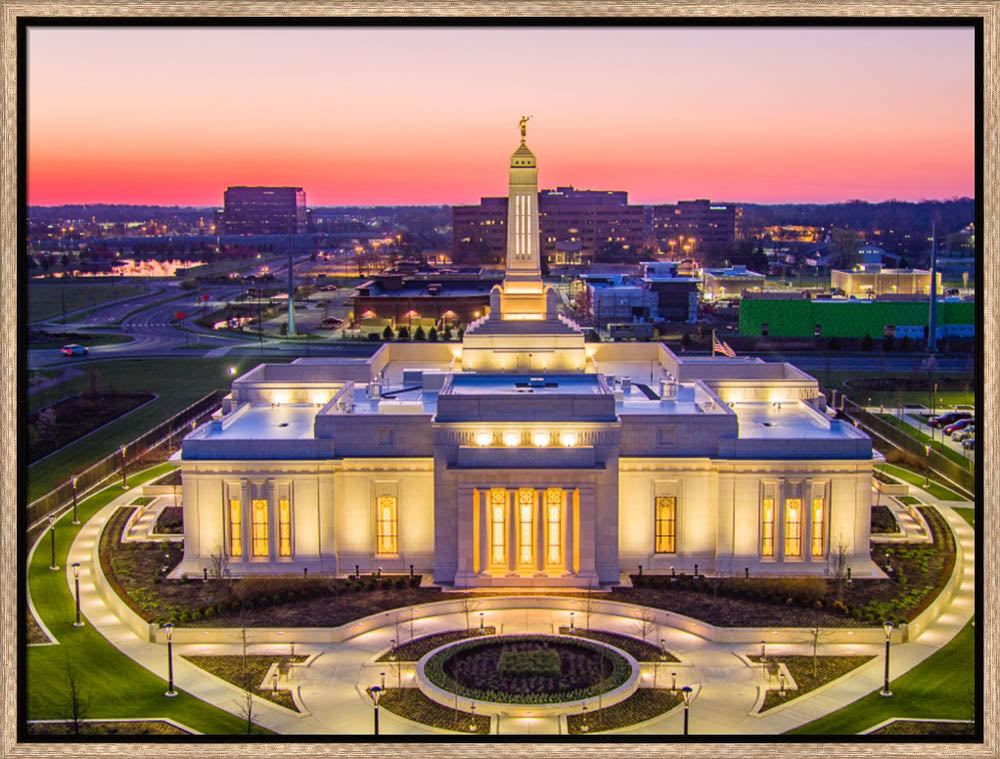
[{"left": 47, "top": 479, "right": 975, "bottom": 737}]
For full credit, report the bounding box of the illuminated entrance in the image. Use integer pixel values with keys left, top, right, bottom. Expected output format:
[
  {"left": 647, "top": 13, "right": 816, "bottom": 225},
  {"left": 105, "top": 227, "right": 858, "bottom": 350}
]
[{"left": 472, "top": 487, "right": 578, "bottom": 578}]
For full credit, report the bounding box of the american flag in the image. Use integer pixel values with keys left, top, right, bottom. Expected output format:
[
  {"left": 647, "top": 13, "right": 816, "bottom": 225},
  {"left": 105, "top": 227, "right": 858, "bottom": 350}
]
[{"left": 713, "top": 334, "right": 736, "bottom": 358}]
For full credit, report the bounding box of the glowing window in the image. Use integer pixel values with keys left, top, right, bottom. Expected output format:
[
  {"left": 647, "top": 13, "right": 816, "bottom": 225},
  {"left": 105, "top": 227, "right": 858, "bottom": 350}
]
[
  {"left": 278, "top": 498, "right": 292, "bottom": 557},
  {"left": 228, "top": 498, "right": 242, "bottom": 558},
  {"left": 518, "top": 489, "right": 534, "bottom": 566},
  {"left": 545, "top": 489, "right": 562, "bottom": 565},
  {"left": 654, "top": 496, "right": 676, "bottom": 554},
  {"left": 490, "top": 489, "right": 507, "bottom": 566},
  {"left": 785, "top": 499, "right": 802, "bottom": 557},
  {"left": 761, "top": 498, "right": 775, "bottom": 557},
  {"left": 251, "top": 499, "right": 269, "bottom": 557},
  {"left": 811, "top": 498, "right": 825, "bottom": 557},
  {"left": 376, "top": 495, "right": 398, "bottom": 555}
]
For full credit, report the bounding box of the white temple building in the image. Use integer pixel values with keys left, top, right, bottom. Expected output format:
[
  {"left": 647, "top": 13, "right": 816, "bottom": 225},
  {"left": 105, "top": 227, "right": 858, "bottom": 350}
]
[{"left": 175, "top": 122, "right": 875, "bottom": 587}]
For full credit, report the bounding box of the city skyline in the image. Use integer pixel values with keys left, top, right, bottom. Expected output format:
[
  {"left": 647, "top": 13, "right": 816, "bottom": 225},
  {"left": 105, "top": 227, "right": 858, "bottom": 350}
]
[{"left": 27, "top": 25, "right": 974, "bottom": 206}]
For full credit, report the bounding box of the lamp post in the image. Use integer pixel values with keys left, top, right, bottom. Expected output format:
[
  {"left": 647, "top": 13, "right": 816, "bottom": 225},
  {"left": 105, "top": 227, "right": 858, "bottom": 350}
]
[
  {"left": 681, "top": 685, "right": 692, "bottom": 735},
  {"left": 569, "top": 612, "right": 575, "bottom": 633},
  {"left": 163, "top": 622, "right": 177, "bottom": 697},
  {"left": 72, "top": 562, "right": 84, "bottom": 627},
  {"left": 880, "top": 621, "right": 894, "bottom": 697},
  {"left": 479, "top": 612, "right": 484, "bottom": 631},
  {"left": 120, "top": 444, "right": 127, "bottom": 489},
  {"left": 366, "top": 684, "right": 384, "bottom": 735},
  {"left": 71, "top": 476, "right": 80, "bottom": 525},
  {"left": 469, "top": 703, "right": 477, "bottom": 732},
  {"left": 580, "top": 703, "right": 589, "bottom": 733},
  {"left": 48, "top": 515, "right": 58, "bottom": 571},
  {"left": 924, "top": 445, "right": 931, "bottom": 487}
]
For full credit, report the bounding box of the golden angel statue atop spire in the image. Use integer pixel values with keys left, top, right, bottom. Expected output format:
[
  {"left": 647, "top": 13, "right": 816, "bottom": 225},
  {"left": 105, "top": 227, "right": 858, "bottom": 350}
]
[{"left": 519, "top": 115, "right": 531, "bottom": 140}]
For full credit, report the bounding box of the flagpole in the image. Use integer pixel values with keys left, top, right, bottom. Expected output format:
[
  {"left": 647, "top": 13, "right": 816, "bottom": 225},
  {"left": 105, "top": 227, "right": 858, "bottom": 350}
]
[{"left": 712, "top": 328, "right": 716, "bottom": 357}]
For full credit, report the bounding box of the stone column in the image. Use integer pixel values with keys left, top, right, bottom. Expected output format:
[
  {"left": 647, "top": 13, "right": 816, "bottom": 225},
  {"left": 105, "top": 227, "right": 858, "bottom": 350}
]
[
  {"left": 536, "top": 489, "right": 546, "bottom": 574},
  {"left": 479, "top": 489, "right": 489, "bottom": 578},
  {"left": 508, "top": 488, "right": 518, "bottom": 575},
  {"left": 454, "top": 485, "right": 477, "bottom": 587},
  {"left": 576, "top": 484, "right": 597, "bottom": 582},
  {"left": 565, "top": 488, "right": 575, "bottom": 575}
]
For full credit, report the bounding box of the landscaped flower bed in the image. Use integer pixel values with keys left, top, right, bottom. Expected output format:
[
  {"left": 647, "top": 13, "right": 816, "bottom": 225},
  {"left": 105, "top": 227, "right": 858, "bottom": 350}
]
[
  {"left": 556, "top": 628, "right": 679, "bottom": 662},
  {"left": 868, "top": 720, "right": 975, "bottom": 736},
  {"left": 181, "top": 654, "right": 308, "bottom": 712},
  {"left": 26, "top": 720, "right": 191, "bottom": 736},
  {"left": 154, "top": 506, "right": 183, "bottom": 534},
  {"left": 99, "top": 507, "right": 441, "bottom": 626},
  {"left": 566, "top": 688, "right": 683, "bottom": 734},
  {"left": 747, "top": 654, "right": 876, "bottom": 711},
  {"left": 871, "top": 505, "right": 900, "bottom": 534},
  {"left": 618, "top": 505, "right": 955, "bottom": 627},
  {"left": 375, "top": 628, "right": 497, "bottom": 663},
  {"left": 378, "top": 688, "right": 490, "bottom": 734},
  {"left": 424, "top": 635, "right": 630, "bottom": 704}
]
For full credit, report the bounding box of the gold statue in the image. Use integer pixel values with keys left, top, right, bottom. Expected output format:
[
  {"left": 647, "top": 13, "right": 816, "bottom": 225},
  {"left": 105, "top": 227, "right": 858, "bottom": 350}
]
[{"left": 519, "top": 115, "right": 531, "bottom": 140}]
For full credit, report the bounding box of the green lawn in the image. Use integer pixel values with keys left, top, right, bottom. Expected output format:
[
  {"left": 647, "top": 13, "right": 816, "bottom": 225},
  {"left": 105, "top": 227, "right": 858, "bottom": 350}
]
[
  {"left": 29, "top": 281, "right": 149, "bottom": 323},
  {"left": 817, "top": 371, "right": 975, "bottom": 409},
  {"left": 878, "top": 414, "right": 973, "bottom": 471},
  {"left": 875, "top": 464, "right": 967, "bottom": 502},
  {"left": 788, "top": 620, "right": 975, "bottom": 735},
  {"left": 27, "top": 464, "right": 263, "bottom": 734},
  {"left": 27, "top": 358, "right": 283, "bottom": 501},
  {"left": 953, "top": 508, "right": 975, "bottom": 528}
]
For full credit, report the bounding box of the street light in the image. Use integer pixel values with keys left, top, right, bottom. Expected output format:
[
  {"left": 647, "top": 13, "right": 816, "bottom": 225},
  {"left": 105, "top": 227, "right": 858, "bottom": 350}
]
[
  {"left": 681, "top": 685, "right": 693, "bottom": 735},
  {"left": 120, "top": 445, "right": 128, "bottom": 489},
  {"left": 479, "top": 612, "right": 485, "bottom": 631},
  {"left": 469, "top": 703, "right": 477, "bottom": 732},
  {"left": 580, "top": 703, "right": 589, "bottom": 733},
  {"left": 880, "top": 621, "right": 894, "bottom": 697},
  {"left": 71, "top": 476, "right": 80, "bottom": 525},
  {"left": 48, "top": 515, "right": 58, "bottom": 571},
  {"left": 569, "top": 612, "right": 575, "bottom": 633},
  {"left": 163, "top": 623, "right": 177, "bottom": 697},
  {"left": 72, "top": 562, "right": 84, "bottom": 627},
  {"left": 366, "top": 684, "right": 384, "bottom": 735},
  {"left": 924, "top": 445, "right": 931, "bottom": 487}
]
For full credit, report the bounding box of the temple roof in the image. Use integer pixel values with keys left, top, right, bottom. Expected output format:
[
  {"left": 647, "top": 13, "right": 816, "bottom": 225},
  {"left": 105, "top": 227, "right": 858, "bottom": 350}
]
[{"left": 510, "top": 141, "right": 537, "bottom": 168}]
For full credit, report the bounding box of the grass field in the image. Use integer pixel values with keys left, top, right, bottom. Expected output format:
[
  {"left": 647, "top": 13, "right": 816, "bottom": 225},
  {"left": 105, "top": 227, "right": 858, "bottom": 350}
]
[
  {"left": 27, "top": 358, "right": 285, "bottom": 501},
  {"left": 27, "top": 464, "right": 261, "bottom": 734},
  {"left": 874, "top": 463, "right": 966, "bottom": 502},
  {"left": 29, "top": 281, "right": 149, "bottom": 323},
  {"left": 953, "top": 508, "right": 975, "bottom": 528},
  {"left": 815, "top": 371, "right": 975, "bottom": 409},
  {"left": 788, "top": 620, "right": 975, "bottom": 735}
]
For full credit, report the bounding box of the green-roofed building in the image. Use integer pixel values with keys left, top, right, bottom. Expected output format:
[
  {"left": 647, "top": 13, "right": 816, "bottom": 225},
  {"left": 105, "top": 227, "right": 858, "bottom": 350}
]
[{"left": 738, "top": 298, "right": 974, "bottom": 339}]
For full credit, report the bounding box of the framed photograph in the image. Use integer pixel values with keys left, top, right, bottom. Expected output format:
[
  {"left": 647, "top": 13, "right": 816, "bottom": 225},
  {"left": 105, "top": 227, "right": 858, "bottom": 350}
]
[{"left": 4, "top": 3, "right": 994, "bottom": 756}]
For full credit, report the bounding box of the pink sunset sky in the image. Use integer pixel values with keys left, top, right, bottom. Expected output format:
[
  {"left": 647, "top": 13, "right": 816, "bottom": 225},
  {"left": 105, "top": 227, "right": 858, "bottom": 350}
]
[{"left": 27, "top": 25, "right": 974, "bottom": 206}]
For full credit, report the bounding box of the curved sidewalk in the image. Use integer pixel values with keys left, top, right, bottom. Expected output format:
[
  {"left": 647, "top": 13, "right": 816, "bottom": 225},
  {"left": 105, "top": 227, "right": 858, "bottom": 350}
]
[{"left": 50, "top": 480, "right": 975, "bottom": 736}]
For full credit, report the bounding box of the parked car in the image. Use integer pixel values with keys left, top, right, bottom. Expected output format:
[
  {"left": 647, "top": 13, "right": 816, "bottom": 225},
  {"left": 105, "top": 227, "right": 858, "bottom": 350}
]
[
  {"left": 962, "top": 437, "right": 975, "bottom": 450},
  {"left": 60, "top": 343, "right": 88, "bottom": 356},
  {"left": 954, "top": 427, "right": 975, "bottom": 442},
  {"left": 929, "top": 411, "right": 972, "bottom": 427},
  {"left": 943, "top": 418, "right": 975, "bottom": 435}
]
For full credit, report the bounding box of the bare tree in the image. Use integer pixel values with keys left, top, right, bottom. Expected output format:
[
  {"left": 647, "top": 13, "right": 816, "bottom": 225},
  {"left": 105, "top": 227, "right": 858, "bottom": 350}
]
[
  {"left": 459, "top": 595, "right": 478, "bottom": 632},
  {"left": 631, "top": 587, "right": 658, "bottom": 644},
  {"left": 806, "top": 626, "right": 833, "bottom": 677},
  {"left": 584, "top": 580, "right": 597, "bottom": 632},
  {"left": 208, "top": 545, "right": 229, "bottom": 581},
  {"left": 236, "top": 627, "right": 256, "bottom": 735},
  {"left": 61, "top": 651, "right": 91, "bottom": 736},
  {"left": 828, "top": 537, "right": 850, "bottom": 602}
]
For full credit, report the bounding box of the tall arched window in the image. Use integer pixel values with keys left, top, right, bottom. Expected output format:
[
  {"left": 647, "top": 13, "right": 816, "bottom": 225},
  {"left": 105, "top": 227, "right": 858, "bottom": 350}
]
[
  {"left": 654, "top": 496, "right": 676, "bottom": 554},
  {"left": 785, "top": 499, "right": 802, "bottom": 557},
  {"left": 489, "top": 489, "right": 507, "bottom": 568},
  {"left": 251, "top": 499, "right": 269, "bottom": 557},
  {"left": 228, "top": 498, "right": 242, "bottom": 558},
  {"left": 376, "top": 495, "right": 398, "bottom": 555},
  {"left": 278, "top": 498, "right": 292, "bottom": 557},
  {"left": 811, "top": 497, "right": 825, "bottom": 557},
  {"left": 517, "top": 489, "right": 535, "bottom": 567},
  {"left": 761, "top": 497, "right": 775, "bottom": 557},
  {"left": 545, "top": 489, "right": 563, "bottom": 567}
]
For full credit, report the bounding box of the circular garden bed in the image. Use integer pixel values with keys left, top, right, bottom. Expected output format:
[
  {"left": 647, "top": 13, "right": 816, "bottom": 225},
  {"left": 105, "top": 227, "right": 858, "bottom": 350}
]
[{"left": 423, "top": 634, "right": 631, "bottom": 704}]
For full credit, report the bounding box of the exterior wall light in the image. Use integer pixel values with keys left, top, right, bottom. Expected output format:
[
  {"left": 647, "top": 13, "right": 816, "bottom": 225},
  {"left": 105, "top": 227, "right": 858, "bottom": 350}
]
[
  {"left": 476, "top": 432, "right": 492, "bottom": 447},
  {"left": 503, "top": 431, "right": 520, "bottom": 447},
  {"left": 561, "top": 431, "right": 577, "bottom": 447},
  {"left": 532, "top": 431, "right": 550, "bottom": 447}
]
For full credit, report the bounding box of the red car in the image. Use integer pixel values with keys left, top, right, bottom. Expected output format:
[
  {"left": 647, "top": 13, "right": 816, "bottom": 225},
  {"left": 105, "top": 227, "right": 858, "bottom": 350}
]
[
  {"left": 943, "top": 418, "right": 974, "bottom": 435},
  {"left": 60, "top": 344, "right": 88, "bottom": 357}
]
